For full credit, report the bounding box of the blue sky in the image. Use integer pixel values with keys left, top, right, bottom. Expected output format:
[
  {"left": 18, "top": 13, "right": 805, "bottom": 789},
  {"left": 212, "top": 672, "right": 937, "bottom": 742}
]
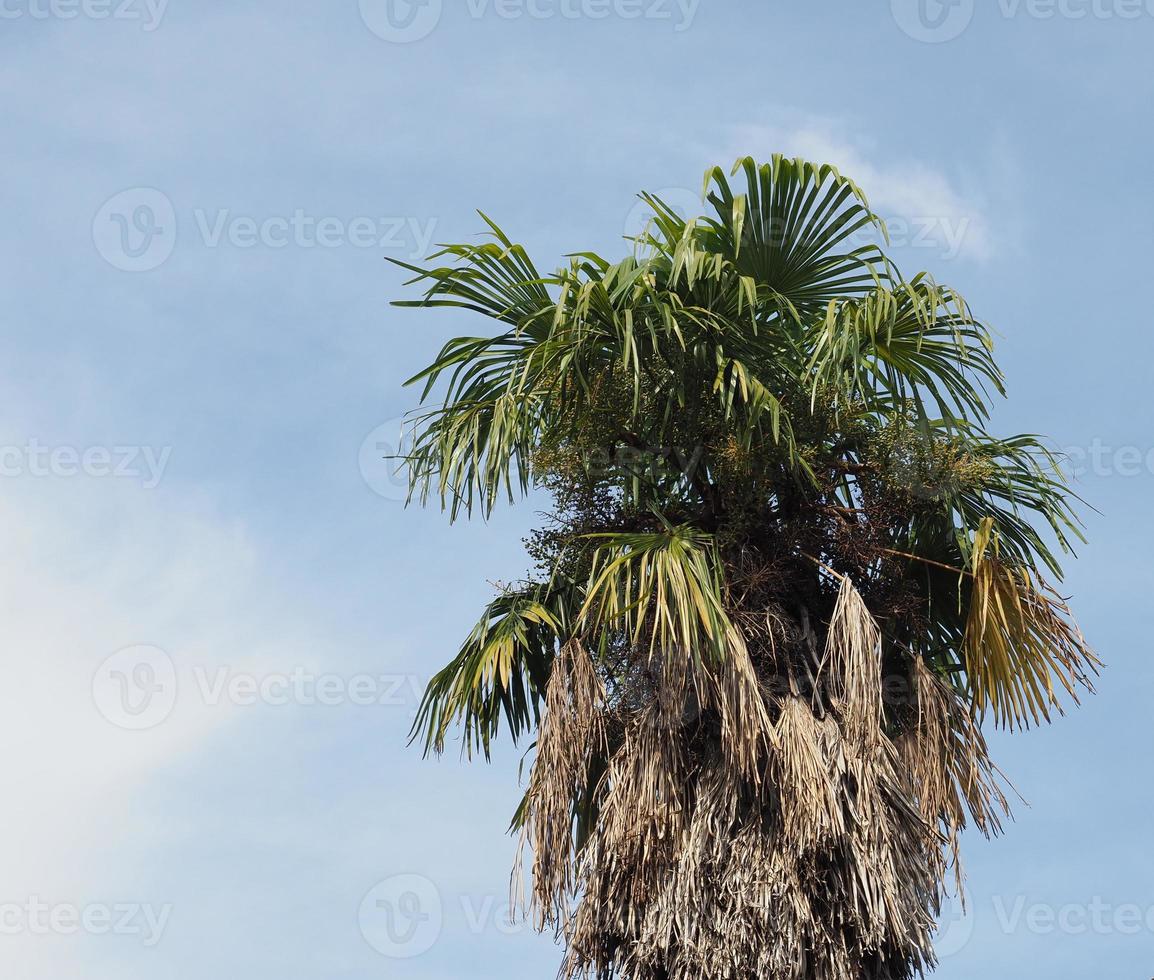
[{"left": 1, "top": 1, "right": 1152, "bottom": 976}]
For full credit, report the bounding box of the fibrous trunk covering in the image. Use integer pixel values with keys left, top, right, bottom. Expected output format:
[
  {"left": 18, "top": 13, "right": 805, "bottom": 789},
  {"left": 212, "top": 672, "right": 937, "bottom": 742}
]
[{"left": 519, "top": 578, "right": 1008, "bottom": 980}]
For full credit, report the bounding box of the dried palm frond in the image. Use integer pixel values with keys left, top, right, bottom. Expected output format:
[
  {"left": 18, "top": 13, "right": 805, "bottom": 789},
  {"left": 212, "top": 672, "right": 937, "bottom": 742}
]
[
  {"left": 963, "top": 518, "right": 1099, "bottom": 729},
  {"left": 548, "top": 685, "right": 943, "bottom": 980},
  {"left": 521, "top": 638, "right": 606, "bottom": 924},
  {"left": 898, "top": 657, "right": 1012, "bottom": 892},
  {"left": 822, "top": 576, "right": 883, "bottom": 745}
]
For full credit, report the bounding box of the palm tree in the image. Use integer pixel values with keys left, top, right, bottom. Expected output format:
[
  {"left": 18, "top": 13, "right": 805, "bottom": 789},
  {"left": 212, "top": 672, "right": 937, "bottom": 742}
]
[{"left": 393, "top": 156, "right": 1098, "bottom": 980}]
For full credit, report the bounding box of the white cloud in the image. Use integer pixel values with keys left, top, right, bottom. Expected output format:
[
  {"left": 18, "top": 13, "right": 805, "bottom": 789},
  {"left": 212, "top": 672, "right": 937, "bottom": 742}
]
[
  {"left": 0, "top": 474, "right": 331, "bottom": 976},
  {"left": 725, "top": 120, "right": 994, "bottom": 262}
]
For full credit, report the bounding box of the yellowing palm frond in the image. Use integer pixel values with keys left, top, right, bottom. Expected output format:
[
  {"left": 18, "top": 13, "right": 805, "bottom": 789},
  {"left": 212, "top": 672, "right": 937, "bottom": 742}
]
[
  {"left": 580, "top": 523, "right": 741, "bottom": 665},
  {"left": 962, "top": 518, "right": 1099, "bottom": 729},
  {"left": 410, "top": 583, "right": 570, "bottom": 758}
]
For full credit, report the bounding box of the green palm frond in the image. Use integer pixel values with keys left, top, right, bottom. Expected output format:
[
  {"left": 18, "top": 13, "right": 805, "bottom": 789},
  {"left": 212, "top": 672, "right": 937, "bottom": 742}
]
[
  {"left": 391, "top": 212, "right": 554, "bottom": 326},
  {"left": 698, "top": 155, "right": 892, "bottom": 314},
  {"left": 947, "top": 428, "right": 1084, "bottom": 574},
  {"left": 410, "top": 581, "right": 573, "bottom": 758},
  {"left": 580, "top": 522, "right": 738, "bottom": 665},
  {"left": 807, "top": 275, "right": 1003, "bottom": 424}
]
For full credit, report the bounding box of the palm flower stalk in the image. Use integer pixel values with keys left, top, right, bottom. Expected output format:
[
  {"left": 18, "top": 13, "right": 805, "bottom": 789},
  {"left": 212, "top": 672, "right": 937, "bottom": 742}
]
[{"left": 393, "top": 156, "right": 1098, "bottom": 980}]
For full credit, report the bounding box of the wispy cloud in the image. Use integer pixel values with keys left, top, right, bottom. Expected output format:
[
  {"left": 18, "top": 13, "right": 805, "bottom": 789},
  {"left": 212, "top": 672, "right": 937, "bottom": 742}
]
[
  {"left": 0, "top": 473, "right": 333, "bottom": 976},
  {"left": 726, "top": 119, "right": 994, "bottom": 262}
]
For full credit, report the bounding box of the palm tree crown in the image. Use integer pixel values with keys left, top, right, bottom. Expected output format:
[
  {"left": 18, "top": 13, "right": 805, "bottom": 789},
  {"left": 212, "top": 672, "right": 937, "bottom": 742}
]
[{"left": 393, "top": 156, "right": 1097, "bottom": 980}]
